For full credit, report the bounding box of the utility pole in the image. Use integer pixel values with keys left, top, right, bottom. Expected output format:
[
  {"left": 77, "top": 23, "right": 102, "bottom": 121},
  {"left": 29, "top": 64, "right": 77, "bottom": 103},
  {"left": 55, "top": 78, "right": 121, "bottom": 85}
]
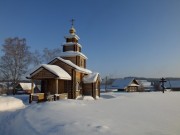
[
  {"left": 160, "top": 77, "right": 166, "bottom": 93},
  {"left": 105, "top": 76, "right": 108, "bottom": 92}
]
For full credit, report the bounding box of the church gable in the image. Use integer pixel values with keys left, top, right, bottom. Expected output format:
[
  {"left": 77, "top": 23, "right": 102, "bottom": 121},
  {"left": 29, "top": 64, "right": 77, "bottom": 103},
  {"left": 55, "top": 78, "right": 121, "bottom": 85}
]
[{"left": 31, "top": 68, "right": 58, "bottom": 79}]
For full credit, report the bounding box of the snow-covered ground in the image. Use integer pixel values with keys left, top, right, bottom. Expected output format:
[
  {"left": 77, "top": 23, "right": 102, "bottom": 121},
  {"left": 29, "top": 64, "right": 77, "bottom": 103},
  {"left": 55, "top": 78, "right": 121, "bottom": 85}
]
[
  {"left": 0, "top": 92, "right": 180, "bottom": 135},
  {"left": 0, "top": 96, "right": 25, "bottom": 111}
]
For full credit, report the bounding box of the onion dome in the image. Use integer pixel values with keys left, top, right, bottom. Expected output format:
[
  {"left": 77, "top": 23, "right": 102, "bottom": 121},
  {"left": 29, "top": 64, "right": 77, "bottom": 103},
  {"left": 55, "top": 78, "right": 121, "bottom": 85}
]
[{"left": 69, "top": 26, "right": 76, "bottom": 34}]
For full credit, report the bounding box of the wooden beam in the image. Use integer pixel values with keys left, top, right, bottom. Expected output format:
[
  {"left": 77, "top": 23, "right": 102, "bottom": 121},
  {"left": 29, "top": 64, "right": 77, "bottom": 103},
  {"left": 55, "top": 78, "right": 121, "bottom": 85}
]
[
  {"left": 31, "top": 79, "right": 34, "bottom": 94},
  {"left": 55, "top": 79, "right": 58, "bottom": 94}
]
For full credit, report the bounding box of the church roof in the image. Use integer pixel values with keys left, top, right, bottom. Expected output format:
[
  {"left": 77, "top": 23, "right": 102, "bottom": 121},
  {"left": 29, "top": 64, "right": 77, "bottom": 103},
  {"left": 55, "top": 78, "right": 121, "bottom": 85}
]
[
  {"left": 55, "top": 57, "right": 92, "bottom": 74},
  {"left": 83, "top": 73, "right": 100, "bottom": 83},
  {"left": 60, "top": 51, "right": 88, "bottom": 59},
  {"left": 64, "top": 33, "right": 80, "bottom": 40},
  {"left": 28, "top": 64, "right": 71, "bottom": 80}
]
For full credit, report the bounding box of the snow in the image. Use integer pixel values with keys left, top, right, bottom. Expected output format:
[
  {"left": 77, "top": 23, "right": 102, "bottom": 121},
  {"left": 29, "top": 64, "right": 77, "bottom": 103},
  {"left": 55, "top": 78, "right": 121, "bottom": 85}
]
[
  {"left": 60, "top": 51, "right": 88, "bottom": 59},
  {"left": 1, "top": 92, "right": 180, "bottom": 135},
  {"left": 0, "top": 96, "right": 25, "bottom": 111},
  {"left": 56, "top": 57, "right": 92, "bottom": 74},
  {"left": 64, "top": 33, "right": 80, "bottom": 40},
  {"left": 76, "top": 96, "right": 95, "bottom": 100},
  {"left": 83, "top": 72, "right": 99, "bottom": 83},
  {"left": 137, "top": 80, "right": 154, "bottom": 91},
  {"left": 29, "top": 64, "right": 71, "bottom": 80}
]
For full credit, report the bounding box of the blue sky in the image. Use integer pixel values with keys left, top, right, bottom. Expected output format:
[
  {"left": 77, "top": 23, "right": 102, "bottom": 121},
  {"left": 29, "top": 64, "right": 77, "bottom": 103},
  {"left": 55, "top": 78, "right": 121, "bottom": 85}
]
[{"left": 0, "top": 0, "right": 180, "bottom": 78}]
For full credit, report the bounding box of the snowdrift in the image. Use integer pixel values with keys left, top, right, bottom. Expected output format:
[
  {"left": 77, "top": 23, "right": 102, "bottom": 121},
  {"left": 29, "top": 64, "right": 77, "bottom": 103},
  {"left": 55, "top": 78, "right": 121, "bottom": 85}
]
[{"left": 0, "top": 96, "right": 25, "bottom": 111}]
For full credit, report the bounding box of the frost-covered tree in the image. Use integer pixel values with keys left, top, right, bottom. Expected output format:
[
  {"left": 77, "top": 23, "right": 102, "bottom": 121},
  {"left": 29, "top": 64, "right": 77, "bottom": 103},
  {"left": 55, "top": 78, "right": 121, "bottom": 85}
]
[{"left": 0, "top": 37, "right": 31, "bottom": 94}]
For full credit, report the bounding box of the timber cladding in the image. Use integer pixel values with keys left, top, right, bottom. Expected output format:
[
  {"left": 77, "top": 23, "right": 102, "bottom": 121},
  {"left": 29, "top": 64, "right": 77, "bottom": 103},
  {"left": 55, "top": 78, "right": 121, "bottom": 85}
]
[
  {"left": 83, "top": 83, "right": 93, "bottom": 96},
  {"left": 63, "top": 45, "right": 81, "bottom": 52},
  {"left": 76, "top": 72, "right": 82, "bottom": 82},
  {"left": 31, "top": 68, "right": 57, "bottom": 79},
  {"left": 66, "top": 38, "right": 77, "bottom": 43},
  {"left": 61, "top": 57, "right": 77, "bottom": 65},
  {"left": 46, "top": 79, "right": 56, "bottom": 94},
  {"left": 63, "top": 45, "right": 74, "bottom": 52},
  {"left": 58, "top": 80, "right": 65, "bottom": 93},
  {"left": 76, "top": 56, "right": 86, "bottom": 68}
]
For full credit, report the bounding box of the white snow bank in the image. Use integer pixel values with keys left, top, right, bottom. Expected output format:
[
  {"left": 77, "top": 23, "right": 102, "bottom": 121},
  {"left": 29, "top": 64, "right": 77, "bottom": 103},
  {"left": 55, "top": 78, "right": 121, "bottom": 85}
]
[
  {"left": 76, "top": 96, "right": 95, "bottom": 100},
  {"left": 0, "top": 96, "right": 25, "bottom": 111}
]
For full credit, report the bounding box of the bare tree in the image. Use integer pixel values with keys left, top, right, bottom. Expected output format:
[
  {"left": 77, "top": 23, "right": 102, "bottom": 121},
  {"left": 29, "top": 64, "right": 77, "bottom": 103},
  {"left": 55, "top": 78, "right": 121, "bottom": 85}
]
[
  {"left": 30, "top": 48, "right": 62, "bottom": 66},
  {"left": 42, "top": 48, "right": 61, "bottom": 63},
  {"left": 0, "top": 37, "right": 31, "bottom": 94},
  {"left": 31, "top": 50, "right": 43, "bottom": 65}
]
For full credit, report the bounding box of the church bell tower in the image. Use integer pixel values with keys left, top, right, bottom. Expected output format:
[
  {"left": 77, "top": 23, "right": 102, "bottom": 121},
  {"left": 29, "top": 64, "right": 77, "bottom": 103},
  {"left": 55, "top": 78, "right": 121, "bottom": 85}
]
[{"left": 60, "top": 19, "right": 87, "bottom": 68}]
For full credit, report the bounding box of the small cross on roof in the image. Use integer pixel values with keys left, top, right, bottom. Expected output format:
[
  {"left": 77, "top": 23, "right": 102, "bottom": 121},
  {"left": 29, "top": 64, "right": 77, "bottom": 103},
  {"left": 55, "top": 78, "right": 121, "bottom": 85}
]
[{"left": 70, "top": 19, "right": 75, "bottom": 27}]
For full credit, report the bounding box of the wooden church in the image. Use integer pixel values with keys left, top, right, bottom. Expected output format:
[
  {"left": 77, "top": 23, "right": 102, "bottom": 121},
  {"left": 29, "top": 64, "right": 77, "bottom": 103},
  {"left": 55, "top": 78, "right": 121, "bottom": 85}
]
[{"left": 27, "top": 21, "right": 101, "bottom": 101}]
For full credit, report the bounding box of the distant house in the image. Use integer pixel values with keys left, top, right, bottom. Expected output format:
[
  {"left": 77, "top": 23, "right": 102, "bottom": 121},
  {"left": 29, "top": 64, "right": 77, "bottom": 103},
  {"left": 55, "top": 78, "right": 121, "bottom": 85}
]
[
  {"left": 164, "top": 80, "right": 180, "bottom": 91},
  {"left": 137, "top": 80, "right": 154, "bottom": 92},
  {"left": 15, "top": 83, "right": 39, "bottom": 94},
  {"left": 111, "top": 78, "right": 139, "bottom": 92}
]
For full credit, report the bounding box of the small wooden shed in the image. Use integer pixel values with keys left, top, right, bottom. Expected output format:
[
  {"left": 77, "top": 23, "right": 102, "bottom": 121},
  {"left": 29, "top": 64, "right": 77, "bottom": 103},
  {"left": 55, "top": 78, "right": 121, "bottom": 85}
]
[{"left": 82, "top": 73, "right": 101, "bottom": 99}]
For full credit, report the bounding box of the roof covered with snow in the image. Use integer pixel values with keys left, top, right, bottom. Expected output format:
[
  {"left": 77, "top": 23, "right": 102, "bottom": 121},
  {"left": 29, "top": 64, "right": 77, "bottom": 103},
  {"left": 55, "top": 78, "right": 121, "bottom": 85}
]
[
  {"left": 62, "top": 42, "right": 82, "bottom": 48},
  {"left": 18, "top": 83, "right": 35, "bottom": 90},
  {"left": 111, "top": 78, "right": 139, "bottom": 89},
  {"left": 83, "top": 73, "right": 100, "bottom": 83},
  {"left": 60, "top": 51, "right": 88, "bottom": 59},
  {"left": 64, "top": 33, "right": 80, "bottom": 40},
  {"left": 137, "top": 80, "right": 152, "bottom": 87},
  {"left": 55, "top": 57, "right": 92, "bottom": 74},
  {"left": 29, "top": 64, "right": 71, "bottom": 80}
]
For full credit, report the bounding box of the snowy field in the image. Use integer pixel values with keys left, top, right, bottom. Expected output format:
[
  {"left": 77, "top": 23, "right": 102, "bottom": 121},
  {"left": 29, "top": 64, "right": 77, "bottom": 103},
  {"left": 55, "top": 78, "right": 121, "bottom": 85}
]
[{"left": 0, "top": 92, "right": 180, "bottom": 135}]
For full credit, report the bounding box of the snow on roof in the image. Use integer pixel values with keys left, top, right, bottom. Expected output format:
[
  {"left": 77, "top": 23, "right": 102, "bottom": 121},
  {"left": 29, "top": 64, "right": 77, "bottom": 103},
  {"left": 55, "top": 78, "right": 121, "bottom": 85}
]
[
  {"left": 83, "top": 73, "right": 99, "bottom": 83},
  {"left": 30, "top": 64, "right": 71, "bottom": 80},
  {"left": 18, "top": 83, "right": 35, "bottom": 90},
  {"left": 64, "top": 33, "right": 80, "bottom": 40},
  {"left": 56, "top": 57, "right": 92, "bottom": 74},
  {"left": 164, "top": 80, "right": 180, "bottom": 88},
  {"left": 137, "top": 80, "right": 152, "bottom": 87},
  {"left": 111, "top": 78, "right": 139, "bottom": 89},
  {"left": 62, "top": 42, "right": 82, "bottom": 48},
  {"left": 60, "top": 51, "right": 88, "bottom": 59}
]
